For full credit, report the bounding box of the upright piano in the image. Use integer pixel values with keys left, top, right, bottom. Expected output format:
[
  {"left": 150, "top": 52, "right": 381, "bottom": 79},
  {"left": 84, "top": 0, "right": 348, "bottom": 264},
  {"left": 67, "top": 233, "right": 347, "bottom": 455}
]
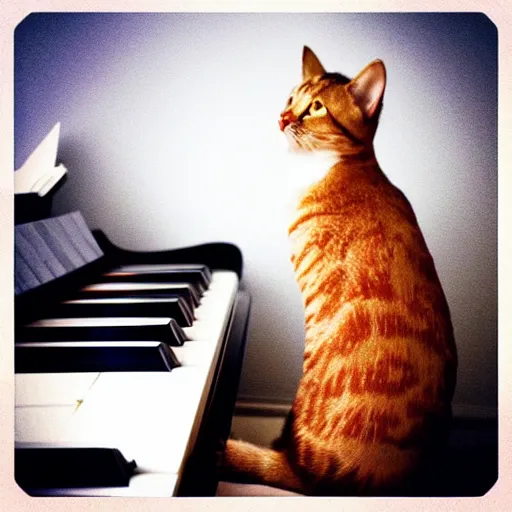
[{"left": 14, "top": 210, "right": 251, "bottom": 497}]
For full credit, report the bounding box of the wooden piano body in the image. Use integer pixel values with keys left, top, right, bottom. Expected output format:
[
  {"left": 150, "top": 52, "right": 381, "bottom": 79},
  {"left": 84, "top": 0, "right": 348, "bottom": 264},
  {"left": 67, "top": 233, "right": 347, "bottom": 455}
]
[{"left": 14, "top": 211, "right": 251, "bottom": 497}]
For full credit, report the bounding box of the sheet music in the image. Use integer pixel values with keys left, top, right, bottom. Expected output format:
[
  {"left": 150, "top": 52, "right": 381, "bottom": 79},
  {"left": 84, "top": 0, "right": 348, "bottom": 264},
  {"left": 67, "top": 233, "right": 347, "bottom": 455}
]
[{"left": 15, "top": 212, "right": 104, "bottom": 295}]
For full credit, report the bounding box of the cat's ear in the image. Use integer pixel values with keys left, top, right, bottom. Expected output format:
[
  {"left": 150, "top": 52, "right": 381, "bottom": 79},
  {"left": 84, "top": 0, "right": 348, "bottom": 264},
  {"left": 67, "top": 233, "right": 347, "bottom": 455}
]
[
  {"left": 302, "top": 46, "right": 326, "bottom": 81},
  {"left": 348, "top": 60, "right": 386, "bottom": 119}
]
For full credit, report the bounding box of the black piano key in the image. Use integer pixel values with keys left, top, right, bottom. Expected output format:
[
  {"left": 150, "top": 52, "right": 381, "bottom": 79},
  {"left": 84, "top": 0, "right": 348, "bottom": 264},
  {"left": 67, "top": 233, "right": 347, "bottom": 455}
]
[
  {"left": 112, "top": 263, "right": 212, "bottom": 287},
  {"left": 76, "top": 282, "right": 200, "bottom": 310},
  {"left": 15, "top": 341, "right": 180, "bottom": 373},
  {"left": 17, "top": 317, "right": 188, "bottom": 346},
  {"left": 15, "top": 447, "right": 136, "bottom": 489},
  {"left": 54, "top": 296, "right": 194, "bottom": 327},
  {"left": 103, "top": 267, "right": 208, "bottom": 294}
]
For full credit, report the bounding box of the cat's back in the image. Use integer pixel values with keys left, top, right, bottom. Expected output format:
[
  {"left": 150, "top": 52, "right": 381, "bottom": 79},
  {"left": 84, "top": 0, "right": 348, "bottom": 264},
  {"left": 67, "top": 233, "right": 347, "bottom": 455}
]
[
  {"left": 290, "top": 159, "right": 455, "bottom": 352},
  {"left": 286, "top": 162, "right": 457, "bottom": 493}
]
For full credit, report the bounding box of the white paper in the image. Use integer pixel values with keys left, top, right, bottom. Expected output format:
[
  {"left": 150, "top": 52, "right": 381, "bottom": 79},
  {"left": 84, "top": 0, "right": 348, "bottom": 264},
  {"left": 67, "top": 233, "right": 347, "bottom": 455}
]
[{"left": 14, "top": 122, "right": 68, "bottom": 196}]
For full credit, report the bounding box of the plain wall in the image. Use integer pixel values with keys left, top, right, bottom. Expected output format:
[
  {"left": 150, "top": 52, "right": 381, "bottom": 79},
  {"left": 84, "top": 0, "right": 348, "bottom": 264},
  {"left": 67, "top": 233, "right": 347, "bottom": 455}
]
[{"left": 14, "top": 12, "right": 497, "bottom": 417}]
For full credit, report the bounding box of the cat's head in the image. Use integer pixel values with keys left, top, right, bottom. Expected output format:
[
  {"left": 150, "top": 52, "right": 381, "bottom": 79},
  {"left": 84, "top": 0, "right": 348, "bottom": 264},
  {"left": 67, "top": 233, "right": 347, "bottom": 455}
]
[{"left": 279, "top": 46, "right": 386, "bottom": 155}]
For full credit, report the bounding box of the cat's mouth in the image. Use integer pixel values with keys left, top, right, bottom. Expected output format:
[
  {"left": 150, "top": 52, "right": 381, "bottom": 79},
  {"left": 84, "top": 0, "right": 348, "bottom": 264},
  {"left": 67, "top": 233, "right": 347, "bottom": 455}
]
[
  {"left": 279, "top": 111, "right": 307, "bottom": 152},
  {"left": 280, "top": 109, "right": 321, "bottom": 152}
]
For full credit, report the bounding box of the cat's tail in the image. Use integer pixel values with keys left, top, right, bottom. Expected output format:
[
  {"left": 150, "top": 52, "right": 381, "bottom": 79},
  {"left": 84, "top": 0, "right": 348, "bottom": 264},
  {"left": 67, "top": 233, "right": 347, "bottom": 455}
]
[{"left": 220, "top": 439, "right": 306, "bottom": 494}]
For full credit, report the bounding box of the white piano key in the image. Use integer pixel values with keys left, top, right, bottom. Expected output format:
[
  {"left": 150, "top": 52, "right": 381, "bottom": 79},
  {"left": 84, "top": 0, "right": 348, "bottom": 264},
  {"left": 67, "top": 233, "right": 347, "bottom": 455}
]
[
  {"left": 172, "top": 341, "right": 217, "bottom": 367},
  {"left": 15, "top": 372, "right": 100, "bottom": 406},
  {"left": 16, "top": 406, "right": 77, "bottom": 443},
  {"left": 33, "top": 473, "right": 179, "bottom": 497},
  {"left": 59, "top": 369, "right": 207, "bottom": 474}
]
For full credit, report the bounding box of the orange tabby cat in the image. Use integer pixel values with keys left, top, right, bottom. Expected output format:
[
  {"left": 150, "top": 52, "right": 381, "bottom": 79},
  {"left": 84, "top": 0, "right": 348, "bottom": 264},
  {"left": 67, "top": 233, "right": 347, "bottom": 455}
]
[{"left": 221, "top": 47, "right": 457, "bottom": 496}]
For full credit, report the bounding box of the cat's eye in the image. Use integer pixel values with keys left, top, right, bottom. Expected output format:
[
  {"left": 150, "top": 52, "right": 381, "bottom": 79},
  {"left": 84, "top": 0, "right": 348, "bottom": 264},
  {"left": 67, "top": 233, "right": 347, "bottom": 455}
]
[
  {"left": 311, "top": 100, "right": 323, "bottom": 111},
  {"left": 303, "top": 99, "right": 326, "bottom": 118}
]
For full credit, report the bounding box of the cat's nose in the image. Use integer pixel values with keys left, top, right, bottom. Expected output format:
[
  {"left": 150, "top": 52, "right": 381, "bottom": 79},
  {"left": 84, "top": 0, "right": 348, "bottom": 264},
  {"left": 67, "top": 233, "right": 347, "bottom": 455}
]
[{"left": 279, "top": 111, "right": 297, "bottom": 131}]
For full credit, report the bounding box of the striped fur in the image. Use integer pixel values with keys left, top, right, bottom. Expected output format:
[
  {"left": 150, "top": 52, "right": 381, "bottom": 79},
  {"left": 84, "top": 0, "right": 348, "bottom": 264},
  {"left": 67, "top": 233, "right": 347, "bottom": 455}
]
[{"left": 221, "top": 47, "right": 457, "bottom": 496}]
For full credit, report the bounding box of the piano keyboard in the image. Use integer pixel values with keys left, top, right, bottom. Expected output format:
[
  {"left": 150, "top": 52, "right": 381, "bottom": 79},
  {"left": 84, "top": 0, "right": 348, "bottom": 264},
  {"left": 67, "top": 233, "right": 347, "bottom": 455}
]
[{"left": 15, "top": 268, "right": 240, "bottom": 496}]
